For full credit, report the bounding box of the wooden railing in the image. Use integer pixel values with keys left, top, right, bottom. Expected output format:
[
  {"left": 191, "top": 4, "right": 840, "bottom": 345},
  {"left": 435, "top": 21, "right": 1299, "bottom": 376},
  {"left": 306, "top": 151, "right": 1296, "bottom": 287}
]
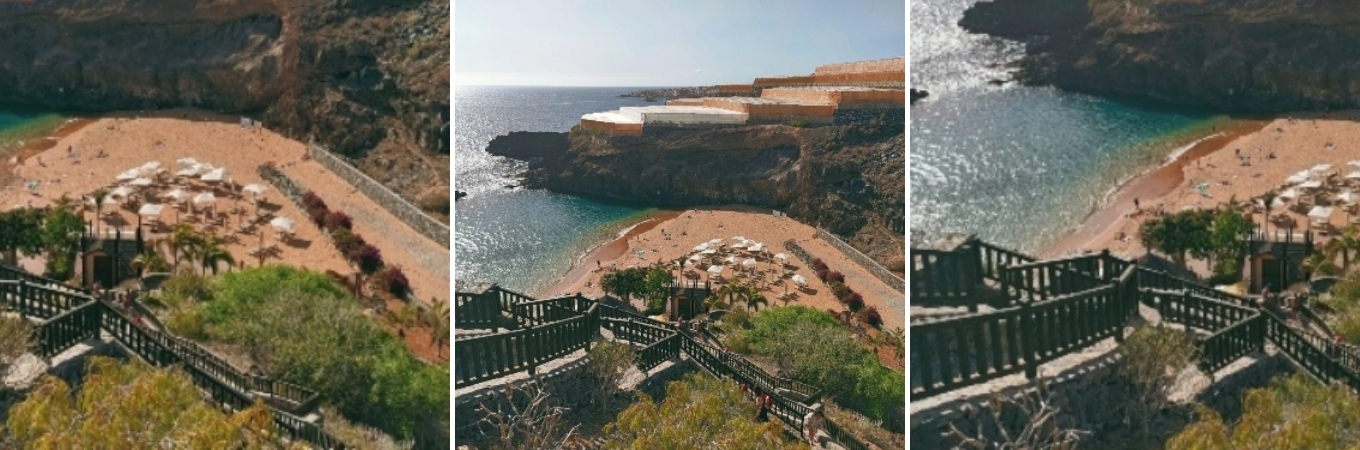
[
  {"left": 603, "top": 317, "right": 674, "bottom": 346},
  {"left": 1198, "top": 314, "right": 1265, "bottom": 374},
  {"left": 0, "top": 280, "right": 92, "bottom": 319},
  {"left": 455, "top": 312, "right": 594, "bottom": 388},
  {"left": 1141, "top": 289, "right": 1257, "bottom": 333},
  {"left": 910, "top": 248, "right": 981, "bottom": 308},
  {"left": 454, "top": 291, "right": 501, "bottom": 329},
  {"left": 1136, "top": 267, "right": 1253, "bottom": 307},
  {"left": 36, "top": 300, "right": 102, "bottom": 358},
  {"left": 976, "top": 241, "right": 1035, "bottom": 281},
  {"left": 637, "top": 334, "right": 681, "bottom": 372},
  {"left": 912, "top": 285, "right": 1129, "bottom": 399},
  {"left": 510, "top": 295, "right": 589, "bottom": 327},
  {"left": 1001, "top": 255, "right": 1109, "bottom": 302}
]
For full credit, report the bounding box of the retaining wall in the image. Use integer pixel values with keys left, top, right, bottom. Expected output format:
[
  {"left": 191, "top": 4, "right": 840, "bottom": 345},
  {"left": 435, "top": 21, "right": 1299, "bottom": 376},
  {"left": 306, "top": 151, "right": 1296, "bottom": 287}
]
[
  {"left": 816, "top": 228, "right": 905, "bottom": 293},
  {"left": 580, "top": 117, "right": 644, "bottom": 136},
  {"left": 752, "top": 75, "right": 816, "bottom": 88},
  {"left": 307, "top": 145, "right": 450, "bottom": 248},
  {"left": 814, "top": 58, "right": 905, "bottom": 76}
]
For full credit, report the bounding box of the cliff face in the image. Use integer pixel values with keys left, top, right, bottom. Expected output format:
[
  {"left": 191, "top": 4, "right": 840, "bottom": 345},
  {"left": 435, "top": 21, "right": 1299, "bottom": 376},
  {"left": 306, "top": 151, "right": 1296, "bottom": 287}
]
[
  {"left": 0, "top": 0, "right": 449, "bottom": 215},
  {"left": 962, "top": 0, "right": 1360, "bottom": 112},
  {"left": 488, "top": 118, "right": 906, "bottom": 270}
]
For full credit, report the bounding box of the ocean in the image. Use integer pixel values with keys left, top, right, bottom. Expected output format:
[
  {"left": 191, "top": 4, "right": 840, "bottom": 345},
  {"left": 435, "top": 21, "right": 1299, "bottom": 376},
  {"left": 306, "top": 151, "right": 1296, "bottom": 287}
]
[
  {"left": 0, "top": 110, "right": 66, "bottom": 156},
  {"left": 452, "top": 86, "right": 659, "bottom": 295},
  {"left": 909, "top": 0, "right": 1220, "bottom": 254}
]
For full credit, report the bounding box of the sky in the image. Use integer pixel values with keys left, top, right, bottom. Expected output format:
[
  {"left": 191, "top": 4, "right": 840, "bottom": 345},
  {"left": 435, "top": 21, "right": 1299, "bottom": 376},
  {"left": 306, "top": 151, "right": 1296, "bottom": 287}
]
[{"left": 454, "top": 0, "right": 905, "bottom": 87}]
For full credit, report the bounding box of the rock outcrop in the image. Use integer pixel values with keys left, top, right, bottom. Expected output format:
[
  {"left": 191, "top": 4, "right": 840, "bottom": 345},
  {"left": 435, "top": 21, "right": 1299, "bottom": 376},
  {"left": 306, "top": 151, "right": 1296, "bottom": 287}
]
[
  {"left": 487, "top": 118, "right": 906, "bottom": 270},
  {"left": 961, "top": 0, "right": 1360, "bottom": 113},
  {"left": 0, "top": 0, "right": 449, "bottom": 213}
]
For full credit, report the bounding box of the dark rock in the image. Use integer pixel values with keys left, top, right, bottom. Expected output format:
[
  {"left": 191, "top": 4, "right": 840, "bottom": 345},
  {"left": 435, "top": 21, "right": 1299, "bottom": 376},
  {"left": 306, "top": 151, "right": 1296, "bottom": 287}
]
[{"left": 910, "top": 88, "right": 929, "bottom": 105}]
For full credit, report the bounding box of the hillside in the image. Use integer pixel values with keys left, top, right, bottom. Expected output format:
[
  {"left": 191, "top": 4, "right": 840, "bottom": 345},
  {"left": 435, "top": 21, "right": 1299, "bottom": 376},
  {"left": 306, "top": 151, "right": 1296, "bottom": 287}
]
[
  {"left": 961, "top": 0, "right": 1360, "bottom": 112},
  {"left": 0, "top": 0, "right": 449, "bottom": 217}
]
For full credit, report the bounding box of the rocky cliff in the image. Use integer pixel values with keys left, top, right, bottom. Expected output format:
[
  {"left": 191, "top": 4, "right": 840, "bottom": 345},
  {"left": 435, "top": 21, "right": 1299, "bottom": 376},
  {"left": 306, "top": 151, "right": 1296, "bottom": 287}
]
[
  {"left": 0, "top": 0, "right": 449, "bottom": 217},
  {"left": 961, "top": 0, "right": 1360, "bottom": 113},
  {"left": 487, "top": 118, "right": 906, "bottom": 271}
]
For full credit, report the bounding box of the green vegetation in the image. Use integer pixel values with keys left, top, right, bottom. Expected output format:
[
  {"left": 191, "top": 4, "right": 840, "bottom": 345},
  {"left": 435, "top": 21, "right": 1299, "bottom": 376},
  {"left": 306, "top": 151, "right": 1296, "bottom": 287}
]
[
  {"left": 1314, "top": 271, "right": 1360, "bottom": 342},
  {"left": 0, "top": 316, "right": 34, "bottom": 374},
  {"left": 1139, "top": 205, "right": 1252, "bottom": 274},
  {"left": 0, "top": 207, "right": 44, "bottom": 265},
  {"left": 156, "top": 265, "right": 448, "bottom": 445},
  {"left": 3, "top": 357, "right": 289, "bottom": 449},
  {"left": 1119, "top": 327, "right": 1197, "bottom": 437},
  {"left": 601, "top": 373, "right": 809, "bottom": 449},
  {"left": 586, "top": 341, "right": 637, "bottom": 402},
  {"left": 601, "top": 265, "right": 674, "bottom": 312},
  {"left": 40, "top": 198, "right": 82, "bottom": 280},
  {"left": 1167, "top": 373, "right": 1360, "bottom": 450},
  {"left": 721, "top": 306, "right": 904, "bottom": 423}
]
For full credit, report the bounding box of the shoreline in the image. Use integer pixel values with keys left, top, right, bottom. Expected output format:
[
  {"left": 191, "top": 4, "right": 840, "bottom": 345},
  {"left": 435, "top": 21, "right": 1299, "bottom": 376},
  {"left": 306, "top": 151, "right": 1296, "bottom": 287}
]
[
  {"left": 1045, "top": 119, "right": 1268, "bottom": 257},
  {"left": 536, "top": 209, "right": 683, "bottom": 298},
  {"left": 1, "top": 117, "right": 98, "bottom": 190}
]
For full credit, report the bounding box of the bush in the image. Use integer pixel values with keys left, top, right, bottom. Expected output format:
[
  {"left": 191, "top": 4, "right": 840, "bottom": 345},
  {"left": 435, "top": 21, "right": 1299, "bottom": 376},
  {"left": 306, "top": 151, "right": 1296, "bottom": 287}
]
[
  {"left": 375, "top": 266, "right": 410, "bottom": 298},
  {"left": 348, "top": 244, "right": 384, "bottom": 274},
  {"left": 191, "top": 266, "right": 448, "bottom": 445},
  {"left": 812, "top": 258, "right": 827, "bottom": 272},
  {"left": 815, "top": 268, "right": 829, "bottom": 281},
  {"left": 844, "top": 293, "right": 865, "bottom": 311},
  {"left": 586, "top": 341, "right": 636, "bottom": 401},
  {"left": 753, "top": 319, "right": 904, "bottom": 421},
  {"left": 826, "top": 271, "right": 845, "bottom": 284},
  {"left": 324, "top": 211, "right": 353, "bottom": 231},
  {"left": 330, "top": 228, "right": 366, "bottom": 256},
  {"left": 307, "top": 205, "right": 329, "bottom": 227},
  {"left": 829, "top": 282, "right": 853, "bottom": 301},
  {"left": 601, "top": 373, "right": 802, "bottom": 448},
  {"left": 722, "top": 308, "right": 751, "bottom": 329},
  {"left": 857, "top": 306, "right": 881, "bottom": 327},
  {"left": 1168, "top": 373, "right": 1360, "bottom": 450},
  {"left": 302, "top": 191, "right": 326, "bottom": 211}
]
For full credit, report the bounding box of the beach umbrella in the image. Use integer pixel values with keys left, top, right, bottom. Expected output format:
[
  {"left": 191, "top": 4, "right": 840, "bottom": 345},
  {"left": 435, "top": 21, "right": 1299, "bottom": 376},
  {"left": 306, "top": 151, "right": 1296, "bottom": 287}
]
[
  {"left": 139, "top": 161, "right": 161, "bottom": 174},
  {"left": 692, "top": 244, "right": 708, "bottom": 252},
  {"left": 137, "top": 203, "right": 163, "bottom": 218},
  {"left": 165, "top": 188, "right": 187, "bottom": 202},
  {"left": 192, "top": 192, "right": 217, "bottom": 208},
  {"left": 129, "top": 177, "right": 153, "bottom": 187},
  {"left": 1347, "top": 171, "right": 1360, "bottom": 180},
  {"left": 108, "top": 186, "right": 133, "bottom": 200},
  {"left": 1258, "top": 197, "right": 1286, "bottom": 209},
  {"left": 1312, "top": 163, "right": 1334, "bottom": 174},
  {"left": 116, "top": 169, "right": 139, "bottom": 181},
  {"left": 688, "top": 254, "right": 703, "bottom": 261},
  {"left": 742, "top": 258, "right": 758, "bottom": 269},
  {"left": 709, "top": 238, "right": 723, "bottom": 245},
  {"left": 1340, "top": 191, "right": 1358, "bottom": 205},
  {"left": 774, "top": 253, "right": 789, "bottom": 262},
  {"left": 1309, "top": 206, "right": 1335, "bottom": 221},
  {"left": 176, "top": 157, "right": 199, "bottom": 168},
  {"left": 242, "top": 184, "right": 266, "bottom": 196},
  {"left": 723, "top": 256, "right": 737, "bottom": 265},
  {"left": 201, "top": 167, "right": 228, "bottom": 182},
  {"left": 1280, "top": 188, "right": 1300, "bottom": 200},
  {"left": 792, "top": 274, "right": 808, "bottom": 286},
  {"left": 1286, "top": 171, "right": 1310, "bottom": 184},
  {"left": 1300, "top": 180, "right": 1323, "bottom": 190},
  {"left": 269, "top": 216, "right": 295, "bottom": 233},
  {"left": 748, "top": 243, "right": 764, "bottom": 253},
  {"left": 707, "top": 265, "right": 724, "bottom": 277},
  {"left": 1350, "top": 160, "right": 1360, "bottom": 168},
  {"left": 731, "top": 241, "right": 747, "bottom": 249}
]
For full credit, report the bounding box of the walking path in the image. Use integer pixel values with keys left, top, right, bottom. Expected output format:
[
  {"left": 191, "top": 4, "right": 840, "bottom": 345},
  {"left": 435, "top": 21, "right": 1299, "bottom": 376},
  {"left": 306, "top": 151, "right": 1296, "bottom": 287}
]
[{"left": 801, "top": 238, "right": 905, "bottom": 330}]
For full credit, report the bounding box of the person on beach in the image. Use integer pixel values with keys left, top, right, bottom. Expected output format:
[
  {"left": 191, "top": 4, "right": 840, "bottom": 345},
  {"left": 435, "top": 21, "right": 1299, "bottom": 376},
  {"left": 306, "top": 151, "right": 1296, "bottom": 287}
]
[{"left": 1133, "top": 198, "right": 1140, "bottom": 212}]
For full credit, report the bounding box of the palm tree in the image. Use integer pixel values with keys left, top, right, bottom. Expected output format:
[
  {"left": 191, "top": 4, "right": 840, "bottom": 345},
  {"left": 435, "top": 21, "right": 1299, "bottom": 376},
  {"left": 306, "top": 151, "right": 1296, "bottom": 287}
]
[
  {"left": 1260, "top": 190, "right": 1278, "bottom": 238},
  {"left": 713, "top": 281, "right": 740, "bottom": 311},
  {"left": 197, "top": 236, "right": 235, "bottom": 276},
  {"left": 168, "top": 224, "right": 201, "bottom": 269},
  {"left": 130, "top": 248, "right": 170, "bottom": 275},
  {"left": 1302, "top": 250, "right": 1339, "bottom": 279},
  {"left": 90, "top": 188, "right": 109, "bottom": 236},
  {"left": 702, "top": 293, "right": 728, "bottom": 312},
  {"left": 736, "top": 283, "right": 768, "bottom": 312}
]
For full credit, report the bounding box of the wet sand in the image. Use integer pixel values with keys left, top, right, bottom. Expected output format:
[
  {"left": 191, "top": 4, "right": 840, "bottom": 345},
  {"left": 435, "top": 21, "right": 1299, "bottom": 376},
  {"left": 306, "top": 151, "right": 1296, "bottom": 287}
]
[
  {"left": 536, "top": 210, "right": 682, "bottom": 298},
  {"left": 1047, "top": 119, "right": 1268, "bottom": 258}
]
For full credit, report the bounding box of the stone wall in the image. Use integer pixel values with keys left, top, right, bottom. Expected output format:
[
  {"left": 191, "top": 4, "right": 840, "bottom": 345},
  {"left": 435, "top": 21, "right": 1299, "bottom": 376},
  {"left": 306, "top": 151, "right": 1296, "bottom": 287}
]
[
  {"left": 814, "top": 58, "right": 905, "bottom": 75},
  {"left": 752, "top": 74, "right": 816, "bottom": 88},
  {"left": 816, "top": 228, "right": 905, "bottom": 293},
  {"left": 257, "top": 164, "right": 305, "bottom": 205},
  {"left": 580, "top": 118, "right": 643, "bottom": 136},
  {"left": 833, "top": 107, "right": 906, "bottom": 127},
  {"left": 307, "top": 144, "right": 450, "bottom": 248}
]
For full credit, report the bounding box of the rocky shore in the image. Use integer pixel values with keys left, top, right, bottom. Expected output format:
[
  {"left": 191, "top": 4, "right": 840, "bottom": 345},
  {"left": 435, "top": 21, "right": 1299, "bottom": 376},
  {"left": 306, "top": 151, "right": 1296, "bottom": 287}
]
[
  {"left": 619, "top": 86, "right": 719, "bottom": 102},
  {"left": 961, "top": 0, "right": 1360, "bottom": 113},
  {"left": 485, "top": 116, "right": 905, "bottom": 271}
]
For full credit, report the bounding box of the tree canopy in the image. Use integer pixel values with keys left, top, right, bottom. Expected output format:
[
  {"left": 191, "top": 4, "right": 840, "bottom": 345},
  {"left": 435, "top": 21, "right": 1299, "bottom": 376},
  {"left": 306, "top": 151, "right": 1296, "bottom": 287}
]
[
  {"left": 601, "top": 373, "right": 809, "bottom": 450},
  {"left": 3, "top": 356, "right": 292, "bottom": 449}
]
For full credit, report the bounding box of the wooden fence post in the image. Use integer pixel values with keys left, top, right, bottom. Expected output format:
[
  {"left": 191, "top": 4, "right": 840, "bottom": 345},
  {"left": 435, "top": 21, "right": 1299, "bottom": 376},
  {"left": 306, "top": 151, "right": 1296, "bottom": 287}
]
[{"left": 1022, "top": 298, "right": 1037, "bottom": 380}]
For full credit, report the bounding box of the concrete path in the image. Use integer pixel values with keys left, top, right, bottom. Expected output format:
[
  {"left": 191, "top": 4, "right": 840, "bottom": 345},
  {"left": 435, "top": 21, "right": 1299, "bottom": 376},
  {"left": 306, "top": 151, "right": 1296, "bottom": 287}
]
[{"left": 800, "top": 238, "right": 905, "bottom": 330}]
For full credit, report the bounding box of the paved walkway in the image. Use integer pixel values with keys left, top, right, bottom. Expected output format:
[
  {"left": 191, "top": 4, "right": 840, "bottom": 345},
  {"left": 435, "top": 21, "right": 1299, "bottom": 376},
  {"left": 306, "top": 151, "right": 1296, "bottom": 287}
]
[
  {"left": 281, "top": 161, "right": 449, "bottom": 305},
  {"left": 800, "top": 238, "right": 905, "bottom": 330}
]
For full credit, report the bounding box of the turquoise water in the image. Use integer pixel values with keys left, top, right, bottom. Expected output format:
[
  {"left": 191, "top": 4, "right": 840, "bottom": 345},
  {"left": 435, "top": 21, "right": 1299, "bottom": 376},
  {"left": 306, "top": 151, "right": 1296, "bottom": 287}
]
[
  {"left": 453, "top": 86, "right": 658, "bottom": 294},
  {"left": 0, "top": 110, "right": 65, "bottom": 154},
  {"left": 910, "top": 0, "right": 1218, "bottom": 253}
]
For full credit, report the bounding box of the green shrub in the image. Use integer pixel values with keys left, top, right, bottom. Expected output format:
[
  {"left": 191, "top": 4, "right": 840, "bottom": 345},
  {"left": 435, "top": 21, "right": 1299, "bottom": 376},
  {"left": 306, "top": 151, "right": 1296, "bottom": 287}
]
[
  {"left": 601, "top": 373, "right": 808, "bottom": 449},
  {"left": 1168, "top": 373, "right": 1360, "bottom": 450},
  {"left": 192, "top": 266, "right": 447, "bottom": 445},
  {"left": 744, "top": 306, "right": 840, "bottom": 346}
]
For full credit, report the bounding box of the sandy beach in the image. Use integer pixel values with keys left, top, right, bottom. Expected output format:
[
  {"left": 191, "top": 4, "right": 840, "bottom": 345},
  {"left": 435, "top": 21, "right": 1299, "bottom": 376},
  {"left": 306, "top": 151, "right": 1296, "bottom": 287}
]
[
  {"left": 1049, "top": 112, "right": 1360, "bottom": 273},
  {"left": 541, "top": 206, "right": 906, "bottom": 331},
  {"left": 0, "top": 109, "right": 449, "bottom": 306}
]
